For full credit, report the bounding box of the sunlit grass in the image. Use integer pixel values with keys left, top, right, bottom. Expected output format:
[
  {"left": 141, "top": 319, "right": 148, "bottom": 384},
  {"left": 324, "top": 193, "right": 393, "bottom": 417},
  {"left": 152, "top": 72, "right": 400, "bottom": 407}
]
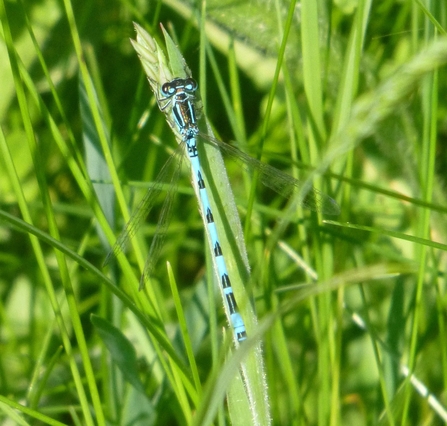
[{"left": 0, "top": 0, "right": 447, "bottom": 425}]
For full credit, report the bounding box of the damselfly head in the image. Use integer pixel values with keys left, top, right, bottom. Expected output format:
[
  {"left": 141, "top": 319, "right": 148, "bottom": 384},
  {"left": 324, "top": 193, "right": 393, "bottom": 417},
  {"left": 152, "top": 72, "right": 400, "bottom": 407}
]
[{"left": 161, "top": 78, "right": 198, "bottom": 97}]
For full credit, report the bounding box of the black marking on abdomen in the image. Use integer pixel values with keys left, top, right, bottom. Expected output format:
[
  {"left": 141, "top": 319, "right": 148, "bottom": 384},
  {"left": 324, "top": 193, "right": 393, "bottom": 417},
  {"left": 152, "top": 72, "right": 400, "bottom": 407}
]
[
  {"left": 214, "top": 242, "right": 222, "bottom": 257},
  {"left": 206, "top": 208, "right": 214, "bottom": 223}
]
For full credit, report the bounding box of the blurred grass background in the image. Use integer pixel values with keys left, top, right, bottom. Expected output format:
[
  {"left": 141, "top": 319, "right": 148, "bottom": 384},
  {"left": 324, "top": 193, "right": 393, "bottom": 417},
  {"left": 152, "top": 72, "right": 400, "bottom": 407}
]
[{"left": 0, "top": 0, "right": 447, "bottom": 425}]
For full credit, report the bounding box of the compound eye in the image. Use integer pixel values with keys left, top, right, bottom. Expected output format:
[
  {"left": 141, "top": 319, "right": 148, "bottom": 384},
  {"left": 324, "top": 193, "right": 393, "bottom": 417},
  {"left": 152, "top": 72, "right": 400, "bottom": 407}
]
[
  {"left": 184, "top": 78, "right": 197, "bottom": 92},
  {"left": 161, "top": 82, "right": 175, "bottom": 95}
]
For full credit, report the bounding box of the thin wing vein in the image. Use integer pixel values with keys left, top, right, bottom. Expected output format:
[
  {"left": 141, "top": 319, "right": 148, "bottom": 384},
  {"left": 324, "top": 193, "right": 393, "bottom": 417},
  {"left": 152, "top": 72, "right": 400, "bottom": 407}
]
[{"left": 199, "top": 131, "right": 339, "bottom": 215}]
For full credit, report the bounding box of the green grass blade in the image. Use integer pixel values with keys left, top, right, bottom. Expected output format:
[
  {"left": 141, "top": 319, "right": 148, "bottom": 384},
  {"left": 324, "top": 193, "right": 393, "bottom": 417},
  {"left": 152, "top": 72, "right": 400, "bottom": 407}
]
[
  {"left": 91, "top": 314, "right": 146, "bottom": 394},
  {"left": 132, "top": 22, "right": 270, "bottom": 425},
  {"left": 2, "top": 2, "right": 447, "bottom": 424},
  {"left": 167, "top": 263, "right": 202, "bottom": 397}
]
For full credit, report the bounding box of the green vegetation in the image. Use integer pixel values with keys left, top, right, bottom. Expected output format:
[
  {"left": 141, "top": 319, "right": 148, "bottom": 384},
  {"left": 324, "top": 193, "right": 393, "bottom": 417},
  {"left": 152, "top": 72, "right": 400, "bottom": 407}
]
[{"left": 0, "top": 0, "right": 446, "bottom": 424}]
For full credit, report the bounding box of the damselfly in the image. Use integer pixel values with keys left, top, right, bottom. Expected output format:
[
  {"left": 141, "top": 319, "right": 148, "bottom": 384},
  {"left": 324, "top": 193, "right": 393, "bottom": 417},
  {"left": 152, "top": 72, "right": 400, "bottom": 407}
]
[{"left": 105, "top": 77, "right": 339, "bottom": 343}]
